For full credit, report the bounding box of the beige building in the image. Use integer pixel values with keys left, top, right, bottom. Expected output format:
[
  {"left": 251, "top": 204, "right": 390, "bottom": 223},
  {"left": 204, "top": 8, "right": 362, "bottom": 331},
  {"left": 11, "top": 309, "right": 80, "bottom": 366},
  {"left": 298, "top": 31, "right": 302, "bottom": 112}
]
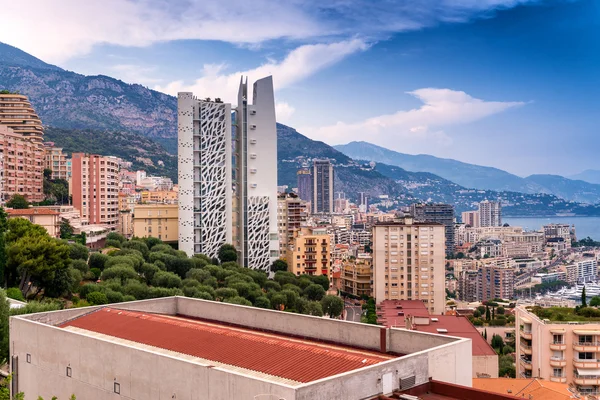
[
  {"left": 461, "top": 210, "right": 480, "bottom": 228},
  {"left": 43, "top": 143, "right": 71, "bottom": 181},
  {"left": 516, "top": 305, "right": 600, "bottom": 396},
  {"left": 6, "top": 208, "right": 60, "bottom": 238},
  {"left": 372, "top": 217, "right": 445, "bottom": 314},
  {"left": 0, "top": 125, "right": 44, "bottom": 203},
  {"left": 277, "top": 193, "right": 308, "bottom": 257},
  {"left": 140, "top": 190, "right": 177, "bottom": 204},
  {"left": 9, "top": 296, "right": 473, "bottom": 400},
  {"left": 133, "top": 204, "right": 178, "bottom": 242},
  {"left": 287, "top": 227, "right": 331, "bottom": 277},
  {"left": 341, "top": 253, "right": 372, "bottom": 298},
  {"left": 478, "top": 260, "right": 515, "bottom": 301},
  {"left": 71, "top": 153, "right": 120, "bottom": 228},
  {"left": 0, "top": 93, "right": 44, "bottom": 142}
]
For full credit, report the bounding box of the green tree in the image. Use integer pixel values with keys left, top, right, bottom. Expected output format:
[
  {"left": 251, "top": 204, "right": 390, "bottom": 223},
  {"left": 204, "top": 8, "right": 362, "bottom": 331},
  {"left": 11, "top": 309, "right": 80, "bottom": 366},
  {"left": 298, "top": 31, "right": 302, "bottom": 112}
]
[
  {"left": 59, "top": 220, "right": 74, "bottom": 239},
  {"left": 303, "top": 301, "right": 324, "bottom": 317},
  {"left": 100, "top": 266, "right": 139, "bottom": 284},
  {"left": 6, "top": 194, "right": 29, "bottom": 209},
  {"left": 5, "top": 218, "right": 47, "bottom": 245},
  {"left": 491, "top": 334, "right": 504, "bottom": 350},
  {"left": 483, "top": 329, "right": 487, "bottom": 340},
  {"left": 0, "top": 291, "right": 9, "bottom": 365},
  {"left": 87, "top": 292, "right": 108, "bottom": 305},
  {"left": 270, "top": 259, "right": 288, "bottom": 273},
  {"left": 7, "top": 236, "right": 71, "bottom": 297},
  {"left": 496, "top": 306, "right": 505, "bottom": 315},
  {"left": 254, "top": 296, "right": 271, "bottom": 309},
  {"left": 218, "top": 244, "right": 238, "bottom": 262},
  {"left": 0, "top": 208, "right": 7, "bottom": 287},
  {"left": 590, "top": 296, "right": 600, "bottom": 307},
  {"left": 69, "top": 243, "right": 89, "bottom": 261},
  {"left": 321, "top": 295, "right": 344, "bottom": 318},
  {"left": 485, "top": 305, "right": 491, "bottom": 321},
  {"left": 304, "top": 284, "right": 326, "bottom": 301},
  {"left": 583, "top": 286, "right": 588, "bottom": 307},
  {"left": 88, "top": 252, "right": 109, "bottom": 270},
  {"left": 473, "top": 310, "right": 481, "bottom": 318}
]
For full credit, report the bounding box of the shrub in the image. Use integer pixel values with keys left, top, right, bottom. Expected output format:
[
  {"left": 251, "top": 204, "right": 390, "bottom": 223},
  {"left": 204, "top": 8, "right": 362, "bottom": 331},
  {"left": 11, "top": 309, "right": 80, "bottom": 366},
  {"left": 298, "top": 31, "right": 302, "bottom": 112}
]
[
  {"left": 88, "top": 252, "right": 109, "bottom": 271},
  {"left": 79, "top": 283, "right": 104, "bottom": 299},
  {"left": 122, "top": 240, "right": 149, "bottom": 259},
  {"left": 144, "top": 236, "right": 163, "bottom": 249},
  {"left": 106, "top": 232, "right": 126, "bottom": 243},
  {"left": 152, "top": 271, "right": 182, "bottom": 288},
  {"left": 6, "top": 288, "right": 25, "bottom": 302},
  {"left": 148, "top": 287, "right": 183, "bottom": 298},
  {"left": 263, "top": 281, "right": 281, "bottom": 292},
  {"left": 139, "top": 263, "right": 160, "bottom": 284},
  {"left": 101, "top": 266, "right": 139, "bottom": 284},
  {"left": 105, "top": 239, "right": 122, "bottom": 249},
  {"left": 274, "top": 271, "right": 297, "bottom": 286},
  {"left": 106, "top": 255, "right": 143, "bottom": 270},
  {"left": 151, "top": 244, "right": 175, "bottom": 254},
  {"left": 224, "top": 296, "right": 252, "bottom": 306},
  {"left": 186, "top": 268, "right": 211, "bottom": 282},
  {"left": 86, "top": 292, "right": 108, "bottom": 305},
  {"left": 123, "top": 280, "right": 149, "bottom": 300},
  {"left": 69, "top": 243, "right": 89, "bottom": 261},
  {"left": 71, "top": 259, "right": 89, "bottom": 274},
  {"left": 123, "top": 295, "right": 136, "bottom": 302},
  {"left": 105, "top": 290, "right": 124, "bottom": 303},
  {"left": 254, "top": 296, "right": 271, "bottom": 309},
  {"left": 215, "top": 288, "right": 238, "bottom": 300},
  {"left": 89, "top": 268, "right": 101, "bottom": 280},
  {"left": 304, "top": 284, "right": 326, "bottom": 301}
]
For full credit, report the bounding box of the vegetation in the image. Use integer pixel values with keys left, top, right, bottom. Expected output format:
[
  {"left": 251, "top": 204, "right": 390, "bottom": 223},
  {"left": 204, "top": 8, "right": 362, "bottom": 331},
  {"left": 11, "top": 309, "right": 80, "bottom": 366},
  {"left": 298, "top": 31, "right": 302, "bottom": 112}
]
[
  {"left": 528, "top": 305, "right": 600, "bottom": 322},
  {"left": 361, "top": 298, "right": 378, "bottom": 324},
  {"left": 5, "top": 195, "right": 29, "bottom": 209},
  {"left": 271, "top": 259, "right": 288, "bottom": 273},
  {"left": 573, "top": 237, "right": 600, "bottom": 247}
]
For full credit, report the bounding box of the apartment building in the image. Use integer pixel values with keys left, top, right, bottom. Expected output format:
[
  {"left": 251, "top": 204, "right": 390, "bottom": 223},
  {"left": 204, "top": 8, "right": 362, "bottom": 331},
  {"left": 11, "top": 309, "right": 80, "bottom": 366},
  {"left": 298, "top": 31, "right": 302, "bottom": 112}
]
[
  {"left": 342, "top": 253, "right": 373, "bottom": 297},
  {"left": 140, "top": 190, "right": 178, "bottom": 204},
  {"left": 411, "top": 203, "right": 455, "bottom": 255},
  {"left": 478, "top": 200, "right": 502, "bottom": 227},
  {"left": 516, "top": 305, "right": 600, "bottom": 396},
  {"left": 313, "top": 159, "right": 334, "bottom": 214},
  {"left": 286, "top": 227, "right": 331, "bottom": 277},
  {"left": 477, "top": 261, "right": 515, "bottom": 302},
  {"left": 43, "top": 143, "right": 71, "bottom": 181},
  {"left": 71, "top": 153, "right": 120, "bottom": 228},
  {"left": 502, "top": 231, "right": 545, "bottom": 258},
  {"left": 372, "top": 217, "right": 445, "bottom": 314},
  {"left": 461, "top": 210, "right": 480, "bottom": 228},
  {"left": 132, "top": 204, "right": 178, "bottom": 243},
  {"left": 458, "top": 270, "right": 479, "bottom": 302},
  {"left": 565, "top": 257, "right": 598, "bottom": 284},
  {"left": 277, "top": 192, "right": 308, "bottom": 257},
  {"left": 6, "top": 208, "right": 60, "bottom": 238},
  {"left": 0, "top": 125, "right": 44, "bottom": 202},
  {"left": 0, "top": 93, "right": 44, "bottom": 142},
  {"left": 296, "top": 167, "right": 312, "bottom": 203}
]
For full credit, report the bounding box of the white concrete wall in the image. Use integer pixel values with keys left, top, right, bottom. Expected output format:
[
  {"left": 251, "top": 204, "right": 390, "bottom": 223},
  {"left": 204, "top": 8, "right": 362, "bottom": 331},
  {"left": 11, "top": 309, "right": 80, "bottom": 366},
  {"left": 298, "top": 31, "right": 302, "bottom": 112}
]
[
  {"left": 177, "top": 92, "right": 195, "bottom": 257},
  {"left": 11, "top": 317, "right": 297, "bottom": 400},
  {"left": 176, "top": 297, "right": 385, "bottom": 351}
]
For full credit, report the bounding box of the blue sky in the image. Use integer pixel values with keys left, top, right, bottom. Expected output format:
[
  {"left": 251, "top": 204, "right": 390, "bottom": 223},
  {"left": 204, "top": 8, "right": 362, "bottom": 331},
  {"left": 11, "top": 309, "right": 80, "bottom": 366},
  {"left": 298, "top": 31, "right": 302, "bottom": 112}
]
[{"left": 1, "top": 0, "right": 597, "bottom": 177}]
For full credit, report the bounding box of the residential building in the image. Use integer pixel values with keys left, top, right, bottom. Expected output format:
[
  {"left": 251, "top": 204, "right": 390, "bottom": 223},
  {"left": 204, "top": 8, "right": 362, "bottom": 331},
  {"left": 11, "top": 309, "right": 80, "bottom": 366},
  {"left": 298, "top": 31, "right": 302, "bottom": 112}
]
[
  {"left": 544, "top": 223, "right": 573, "bottom": 250},
  {"left": 233, "top": 76, "right": 279, "bottom": 270},
  {"left": 477, "top": 262, "right": 515, "bottom": 302},
  {"left": 287, "top": 227, "right": 331, "bottom": 277},
  {"left": 410, "top": 203, "right": 455, "bottom": 255},
  {"left": 461, "top": 210, "right": 480, "bottom": 228},
  {"left": 10, "top": 297, "right": 472, "bottom": 400},
  {"left": 118, "top": 209, "right": 133, "bottom": 239},
  {"left": 5, "top": 208, "right": 60, "bottom": 237},
  {"left": 313, "top": 159, "right": 334, "bottom": 214},
  {"left": 531, "top": 272, "right": 567, "bottom": 284},
  {"left": 478, "top": 239, "right": 503, "bottom": 258},
  {"left": 0, "top": 150, "right": 3, "bottom": 205},
  {"left": 502, "top": 231, "right": 545, "bottom": 258},
  {"left": 140, "top": 190, "right": 178, "bottom": 204},
  {"left": 296, "top": 167, "right": 312, "bottom": 203},
  {"left": 0, "top": 93, "right": 44, "bottom": 142},
  {"left": 177, "top": 93, "right": 233, "bottom": 259},
  {"left": 478, "top": 200, "right": 502, "bottom": 227},
  {"left": 43, "top": 143, "right": 71, "bottom": 181},
  {"left": 372, "top": 218, "right": 445, "bottom": 314},
  {"left": 377, "top": 300, "right": 498, "bottom": 378},
  {"left": 36, "top": 204, "right": 111, "bottom": 248},
  {"left": 566, "top": 257, "right": 598, "bottom": 284},
  {"left": 458, "top": 270, "right": 479, "bottom": 302},
  {"left": 133, "top": 204, "right": 178, "bottom": 243},
  {"left": 71, "top": 153, "right": 120, "bottom": 228},
  {"left": 137, "top": 175, "right": 173, "bottom": 191},
  {"left": 0, "top": 125, "right": 44, "bottom": 203},
  {"left": 515, "top": 305, "right": 600, "bottom": 395},
  {"left": 277, "top": 192, "right": 307, "bottom": 257},
  {"left": 341, "top": 253, "right": 372, "bottom": 297}
]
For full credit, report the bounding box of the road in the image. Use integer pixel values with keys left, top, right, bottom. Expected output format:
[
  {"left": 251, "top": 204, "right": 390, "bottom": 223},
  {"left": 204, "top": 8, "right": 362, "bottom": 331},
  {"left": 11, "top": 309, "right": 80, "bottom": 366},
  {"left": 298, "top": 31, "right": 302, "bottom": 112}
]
[{"left": 344, "top": 301, "right": 363, "bottom": 322}]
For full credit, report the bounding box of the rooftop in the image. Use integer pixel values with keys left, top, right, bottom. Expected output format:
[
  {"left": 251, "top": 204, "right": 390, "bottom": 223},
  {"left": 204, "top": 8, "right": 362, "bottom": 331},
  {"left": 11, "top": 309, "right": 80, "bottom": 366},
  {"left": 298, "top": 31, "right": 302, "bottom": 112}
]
[
  {"left": 6, "top": 208, "right": 60, "bottom": 216},
  {"left": 472, "top": 378, "right": 575, "bottom": 400},
  {"left": 60, "top": 307, "right": 394, "bottom": 385}
]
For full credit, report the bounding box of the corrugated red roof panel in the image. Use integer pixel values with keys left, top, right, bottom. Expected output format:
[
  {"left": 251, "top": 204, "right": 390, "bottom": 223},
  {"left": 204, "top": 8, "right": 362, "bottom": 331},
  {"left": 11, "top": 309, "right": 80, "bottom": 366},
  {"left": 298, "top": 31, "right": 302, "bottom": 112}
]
[{"left": 60, "top": 308, "right": 393, "bottom": 383}]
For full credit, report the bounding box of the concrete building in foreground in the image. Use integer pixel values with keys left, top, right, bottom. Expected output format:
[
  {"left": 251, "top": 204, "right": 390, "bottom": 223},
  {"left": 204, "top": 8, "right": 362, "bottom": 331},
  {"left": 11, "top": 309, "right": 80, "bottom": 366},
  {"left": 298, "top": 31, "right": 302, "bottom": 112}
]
[{"left": 10, "top": 296, "right": 472, "bottom": 400}]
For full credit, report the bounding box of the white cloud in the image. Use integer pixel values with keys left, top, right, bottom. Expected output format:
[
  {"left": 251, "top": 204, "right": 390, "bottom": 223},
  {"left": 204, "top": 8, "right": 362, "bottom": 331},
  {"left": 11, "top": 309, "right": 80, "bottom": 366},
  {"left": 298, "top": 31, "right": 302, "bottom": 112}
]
[
  {"left": 275, "top": 102, "right": 295, "bottom": 123},
  {"left": 154, "top": 39, "right": 369, "bottom": 103},
  {"left": 0, "top": 0, "right": 543, "bottom": 64},
  {"left": 301, "top": 88, "right": 524, "bottom": 147}
]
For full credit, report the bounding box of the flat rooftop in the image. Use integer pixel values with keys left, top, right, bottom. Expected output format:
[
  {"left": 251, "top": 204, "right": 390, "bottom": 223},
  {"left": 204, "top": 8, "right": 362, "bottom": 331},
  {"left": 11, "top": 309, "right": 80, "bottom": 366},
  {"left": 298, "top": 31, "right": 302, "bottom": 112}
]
[{"left": 60, "top": 307, "right": 394, "bottom": 385}]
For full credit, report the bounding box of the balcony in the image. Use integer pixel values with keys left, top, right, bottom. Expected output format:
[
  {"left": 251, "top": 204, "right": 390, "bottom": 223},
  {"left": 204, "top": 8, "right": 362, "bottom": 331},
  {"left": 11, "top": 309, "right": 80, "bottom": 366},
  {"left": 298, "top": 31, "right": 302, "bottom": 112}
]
[
  {"left": 574, "top": 373, "right": 600, "bottom": 385},
  {"left": 520, "top": 327, "right": 532, "bottom": 340},
  {"left": 550, "top": 341, "right": 566, "bottom": 351},
  {"left": 520, "top": 343, "right": 532, "bottom": 355},
  {"left": 519, "top": 358, "right": 532, "bottom": 370},
  {"left": 573, "top": 341, "right": 600, "bottom": 352},
  {"left": 573, "top": 358, "right": 600, "bottom": 369},
  {"left": 549, "top": 375, "right": 567, "bottom": 383},
  {"left": 549, "top": 357, "right": 566, "bottom": 367}
]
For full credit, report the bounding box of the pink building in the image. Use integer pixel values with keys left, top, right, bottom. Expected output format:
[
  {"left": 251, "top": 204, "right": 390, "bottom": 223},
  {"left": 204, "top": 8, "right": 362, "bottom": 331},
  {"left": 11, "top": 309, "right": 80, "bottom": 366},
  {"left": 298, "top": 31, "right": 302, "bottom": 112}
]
[{"left": 71, "top": 153, "right": 120, "bottom": 228}]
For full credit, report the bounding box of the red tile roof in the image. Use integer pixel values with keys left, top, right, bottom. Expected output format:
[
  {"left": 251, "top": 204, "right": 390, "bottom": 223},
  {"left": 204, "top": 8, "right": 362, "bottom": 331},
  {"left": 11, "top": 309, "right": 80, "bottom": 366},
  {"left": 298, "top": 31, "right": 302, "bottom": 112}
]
[
  {"left": 6, "top": 208, "right": 59, "bottom": 216},
  {"left": 60, "top": 308, "right": 393, "bottom": 383},
  {"left": 376, "top": 300, "right": 496, "bottom": 356}
]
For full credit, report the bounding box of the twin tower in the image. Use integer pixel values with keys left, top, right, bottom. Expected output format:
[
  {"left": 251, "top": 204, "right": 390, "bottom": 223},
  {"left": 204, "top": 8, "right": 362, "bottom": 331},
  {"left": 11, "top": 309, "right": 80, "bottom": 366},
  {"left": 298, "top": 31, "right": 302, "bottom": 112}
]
[{"left": 177, "top": 76, "right": 279, "bottom": 271}]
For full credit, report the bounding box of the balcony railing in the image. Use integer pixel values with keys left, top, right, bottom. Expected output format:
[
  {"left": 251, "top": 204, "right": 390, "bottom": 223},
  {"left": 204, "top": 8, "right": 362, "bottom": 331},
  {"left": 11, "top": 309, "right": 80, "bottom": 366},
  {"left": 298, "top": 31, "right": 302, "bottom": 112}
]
[{"left": 574, "top": 341, "right": 600, "bottom": 347}]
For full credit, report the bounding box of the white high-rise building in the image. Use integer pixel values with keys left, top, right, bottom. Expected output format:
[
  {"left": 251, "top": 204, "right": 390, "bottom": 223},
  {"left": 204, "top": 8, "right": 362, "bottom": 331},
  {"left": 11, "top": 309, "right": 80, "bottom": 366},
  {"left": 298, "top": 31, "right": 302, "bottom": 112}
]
[
  {"left": 234, "top": 76, "right": 279, "bottom": 270},
  {"left": 177, "top": 93, "right": 233, "bottom": 259},
  {"left": 177, "top": 76, "right": 278, "bottom": 271},
  {"left": 478, "top": 200, "right": 502, "bottom": 227}
]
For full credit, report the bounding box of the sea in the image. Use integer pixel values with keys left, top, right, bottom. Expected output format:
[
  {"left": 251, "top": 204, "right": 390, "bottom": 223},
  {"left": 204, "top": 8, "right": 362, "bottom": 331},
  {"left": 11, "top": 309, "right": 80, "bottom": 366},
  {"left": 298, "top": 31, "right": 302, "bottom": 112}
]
[{"left": 503, "top": 216, "right": 600, "bottom": 241}]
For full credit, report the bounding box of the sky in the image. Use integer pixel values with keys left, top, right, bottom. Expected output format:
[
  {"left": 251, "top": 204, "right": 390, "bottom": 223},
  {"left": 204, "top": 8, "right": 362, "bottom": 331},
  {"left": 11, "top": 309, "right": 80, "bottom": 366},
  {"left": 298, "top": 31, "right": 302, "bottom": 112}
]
[{"left": 0, "top": 0, "right": 598, "bottom": 177}]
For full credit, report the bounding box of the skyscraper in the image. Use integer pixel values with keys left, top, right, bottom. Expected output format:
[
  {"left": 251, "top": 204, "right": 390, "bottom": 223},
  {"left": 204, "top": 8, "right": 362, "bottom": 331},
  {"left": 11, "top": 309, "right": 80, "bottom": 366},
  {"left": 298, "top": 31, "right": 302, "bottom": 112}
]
[
  {"left": 177, "top": 94, "right": 233, "bottom": 259},
  {"left": 478, "top": 200, "right": 502, "bottom": 227},
  {"left": 234, "top": 76, "right": 279, "bottom": 270},
  {"left": 296, "top": 167, "right": 312, "bottom": 203},
  {"left": 313, "top": 159, "right": 334, "bottom": 214},
  {"left": 177, "top": 76, "right": 279, "bottom": 270},
  {"left": 410, "top": 203, "right": 455, "bottom": 255}
]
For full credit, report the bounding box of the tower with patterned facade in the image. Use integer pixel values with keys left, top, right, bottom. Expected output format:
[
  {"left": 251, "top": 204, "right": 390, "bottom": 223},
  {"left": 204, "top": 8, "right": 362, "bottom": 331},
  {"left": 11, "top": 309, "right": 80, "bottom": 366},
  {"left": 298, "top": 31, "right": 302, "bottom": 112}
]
[
  {"left": 177, "top": 94, "right": 233, "bottom": 258},
  {"left": 234, "top": 76, "right": 279, "bottom": 270}
]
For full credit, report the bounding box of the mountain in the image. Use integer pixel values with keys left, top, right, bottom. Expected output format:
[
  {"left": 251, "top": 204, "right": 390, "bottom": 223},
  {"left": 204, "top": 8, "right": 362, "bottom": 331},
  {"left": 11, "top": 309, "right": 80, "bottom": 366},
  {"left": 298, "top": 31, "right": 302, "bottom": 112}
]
[
  {"left": 335, "top": 141, "right": 600, "bottom": 204},
  {"left": 568, "top": 170, "right": 600, "bottom": 185},
  {"left": 0, "top": 42, "right": 178, "bottom": 153},
  {"left": 44, "top": 127, "right": 177, "bottom": 182}
]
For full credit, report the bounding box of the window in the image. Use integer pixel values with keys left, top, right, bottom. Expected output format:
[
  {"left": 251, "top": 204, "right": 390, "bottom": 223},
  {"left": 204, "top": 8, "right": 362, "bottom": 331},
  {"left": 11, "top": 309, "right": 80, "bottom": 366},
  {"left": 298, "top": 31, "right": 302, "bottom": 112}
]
[
  {"left": 579, "top": 335, "right": 593, "bottom": 344},
  {"left": 66, "top": 366, "right": 72, "bottom": 377},
  {"left": 114, "top": 382, "right": 120, "bottom": 394},
  {"left": 553, "top": 368, "right": 563, "bottom": 377},
  {"left": 578, "top": 352, "right": 594, "bottom": 360},
  {"left": 553, "top": 334, "right": 564, "bottom": 344}
]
